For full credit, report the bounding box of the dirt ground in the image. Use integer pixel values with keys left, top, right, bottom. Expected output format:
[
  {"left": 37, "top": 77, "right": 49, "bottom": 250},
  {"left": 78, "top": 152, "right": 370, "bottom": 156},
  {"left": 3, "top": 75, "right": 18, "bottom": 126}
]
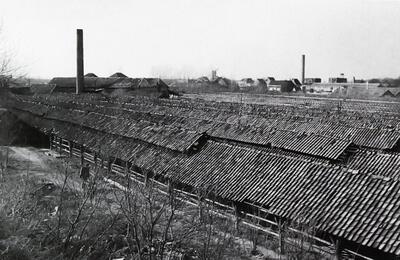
[{"left": 2, "top": 146, "right": 82, "bottom": 190}]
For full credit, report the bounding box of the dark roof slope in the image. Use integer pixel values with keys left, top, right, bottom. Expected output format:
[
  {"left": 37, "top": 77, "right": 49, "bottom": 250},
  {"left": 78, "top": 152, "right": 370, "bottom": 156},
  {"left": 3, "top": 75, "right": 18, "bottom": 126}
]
[
  {"left": 241, "top": 78, "right": 254, "bottom": 84},
  {"left": 84, "top": 73, "right": 98, "bottom": 77},
  {"left": 256, "top": 79, "right": 267, "bottom": 85},
  {"left": 292, "top": 78, "right": 302, "bottom": 86},
  {"left": 196, "top": 76, "right": 209, "bottom": 82},
  {"left": 110, "top": 72, "right": 128, "bottom": 78},
  {"left": 30, "top": 84, "right": 55, "bottom": 94},
  {"left": 139, "top": 78, "right": 170, "bottom": 90},
  {"left": 49, "top": 77, "right": 122, "bottom": 89},
  {"left": 108, "top": 78, "right": 142, "bottom": 89}
]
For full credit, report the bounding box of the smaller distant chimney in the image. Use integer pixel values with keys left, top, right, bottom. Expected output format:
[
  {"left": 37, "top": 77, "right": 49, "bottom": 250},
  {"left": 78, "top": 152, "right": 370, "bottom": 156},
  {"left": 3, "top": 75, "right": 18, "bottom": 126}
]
[
  {"left": 211, "top": 70, "right": 217, "bottom": 81},
  {"left": 301, "top": 54, "right": 305, "bottom": 84}
]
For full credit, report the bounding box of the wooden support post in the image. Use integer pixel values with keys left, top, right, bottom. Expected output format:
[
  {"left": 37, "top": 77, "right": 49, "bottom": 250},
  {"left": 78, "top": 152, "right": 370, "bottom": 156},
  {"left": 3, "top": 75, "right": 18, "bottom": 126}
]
[
  {"left": 198, "top": 195, "right": 204, "bottom": 221},
  {"left": 124, "top": 162, "right": 129, "bottom": 179},
  {"left": 49, "top": 135, "right": 53, "bottom": 150},
  {"left": 80, "top": 146, "right": 84, "bottom": 166},
  {"left": 94, "top": 152, "right": 98, "bottom": 168},
  {"left": 167, "top": 179, "right": 175, "bottom": 207},
  {"left": 53, "top": 136, "right": 56, "bottom": 150},
  {"left": 168, "top": 179, "right": 173, "bottom": 195},
  {"left": 107, "top": 158, "right": 112, "bottom": 174},
  {"left": 58, "top": 137, "right": 62, "bottom": 154},
  {"left": 334, "top": 238, "right": 342, "bottom": 260},
  {"left": 69, "top": 141, "right": 73, "bottom": 157},
  {"left": 278, "top": 220, "right": 285, "bottom": 255},
  {"left": 144, "top": 171, "right": 150, "bottom": 187},
  {"left": 251, "top": 228, "right": 258, "bottom": 254},
  {"left": 233, "top": 203, "right": 240, "bottom": 231}
]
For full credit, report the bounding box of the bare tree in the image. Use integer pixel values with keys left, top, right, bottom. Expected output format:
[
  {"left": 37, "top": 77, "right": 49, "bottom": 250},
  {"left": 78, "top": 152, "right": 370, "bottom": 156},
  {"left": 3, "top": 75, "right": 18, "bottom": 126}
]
[
  {"left": 0, "top": 26, "right": 12, "bottom": 88},
  {"left": 0, "top": 23, "right": 26, "bottom": 89}
]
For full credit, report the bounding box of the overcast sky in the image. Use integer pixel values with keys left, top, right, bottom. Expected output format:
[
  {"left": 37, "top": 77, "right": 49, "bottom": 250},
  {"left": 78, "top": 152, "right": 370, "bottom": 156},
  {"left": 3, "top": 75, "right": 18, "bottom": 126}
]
[{"left": 1, "top": 0, "right": 400, "bottom": 80}]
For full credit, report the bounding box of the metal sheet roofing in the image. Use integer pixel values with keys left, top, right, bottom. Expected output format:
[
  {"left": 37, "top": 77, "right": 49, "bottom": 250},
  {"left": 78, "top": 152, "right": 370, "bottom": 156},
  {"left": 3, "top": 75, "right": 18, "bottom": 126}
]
[
  {"left": 11, "top": 103, "right": 400, "bottom": 256},
  {"left": 15, "top": 98, "right": 356, "bottom": 160}
]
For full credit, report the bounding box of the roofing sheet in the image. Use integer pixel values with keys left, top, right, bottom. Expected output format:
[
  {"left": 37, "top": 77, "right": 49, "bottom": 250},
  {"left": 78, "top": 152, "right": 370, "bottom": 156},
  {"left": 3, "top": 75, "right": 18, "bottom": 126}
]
[{"left": 14, "top": 106, "right": 400, "bottom": 255}]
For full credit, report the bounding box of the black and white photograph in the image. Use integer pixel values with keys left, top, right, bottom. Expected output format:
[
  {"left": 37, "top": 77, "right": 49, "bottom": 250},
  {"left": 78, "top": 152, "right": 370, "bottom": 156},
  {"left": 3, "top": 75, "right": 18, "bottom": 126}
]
[{"left": 0, "top": 0, "right": 400, "bottom": 259}]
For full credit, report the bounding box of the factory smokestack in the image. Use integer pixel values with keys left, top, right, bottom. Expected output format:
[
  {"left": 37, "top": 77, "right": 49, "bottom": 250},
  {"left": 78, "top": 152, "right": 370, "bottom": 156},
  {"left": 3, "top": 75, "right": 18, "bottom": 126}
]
[
  {"left": 76, "top": 29, "right": 84, "bottom": 94},
  {"left": 301, "top": 54, "right": 305, "bottom": 84}
]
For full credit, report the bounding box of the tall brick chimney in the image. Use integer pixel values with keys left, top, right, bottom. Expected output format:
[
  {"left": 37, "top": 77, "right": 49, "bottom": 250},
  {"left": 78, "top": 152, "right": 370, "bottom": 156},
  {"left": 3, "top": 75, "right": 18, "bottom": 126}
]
[
  {"left": 76, "top": 29, "right": 84, "bottom": 94},
  {"left": 301, "top": 54, "right": 305, "bottom": 85}
]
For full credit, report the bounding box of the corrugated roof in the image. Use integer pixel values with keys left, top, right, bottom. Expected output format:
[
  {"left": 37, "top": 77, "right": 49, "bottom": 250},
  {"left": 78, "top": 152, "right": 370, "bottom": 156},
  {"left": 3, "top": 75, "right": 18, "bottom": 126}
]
[
  {"left": 48, "top": 126, "right": 400, "bottom": 255},
  {"left": 15, "top": 95, "right": 400, "bottom": 153},
  {"left": 352, "top": 128, "right": 400, "bottom": 150},
  {"left": 10, "top": 95, "right": 400, "bottom": 256},
  {"left": 18, "top": 99, "right": 356, "bottom": 160},
  {"left": 270, "top": 131, "right": 352, "bottom": 160},
  {"left": 15, "top": 100, "right": 204, "bottom": 153},
  {"left": 347, "top": 150, "right": 400, "bottom": 178}
]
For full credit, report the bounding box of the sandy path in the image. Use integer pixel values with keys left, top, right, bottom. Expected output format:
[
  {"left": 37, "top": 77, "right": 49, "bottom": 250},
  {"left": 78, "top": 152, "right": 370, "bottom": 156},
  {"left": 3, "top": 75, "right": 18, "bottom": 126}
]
[
  {"left": 9, "top": 147, "right": 48, "bottom": 169},
  {"left": 3, "top": 146, "right": 82, "bottom": 190}
]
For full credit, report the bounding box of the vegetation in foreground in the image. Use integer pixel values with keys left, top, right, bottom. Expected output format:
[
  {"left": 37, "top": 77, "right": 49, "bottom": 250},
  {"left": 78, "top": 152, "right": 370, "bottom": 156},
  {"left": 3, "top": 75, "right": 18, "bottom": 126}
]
[{"left": 0, "top": 147, "right": 254, "bottom": 260}]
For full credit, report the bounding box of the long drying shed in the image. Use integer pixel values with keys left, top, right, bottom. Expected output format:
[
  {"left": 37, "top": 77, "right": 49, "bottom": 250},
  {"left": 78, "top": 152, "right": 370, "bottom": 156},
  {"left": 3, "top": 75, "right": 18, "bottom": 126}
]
[{"left": 9, "top": 93, "right": 400, "bottom": 259}]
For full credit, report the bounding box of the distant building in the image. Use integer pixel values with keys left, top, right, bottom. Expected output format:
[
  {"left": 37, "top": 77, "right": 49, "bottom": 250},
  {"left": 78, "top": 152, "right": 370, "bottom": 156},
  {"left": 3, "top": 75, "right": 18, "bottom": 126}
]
[
  {"left": 195, "top": 76, "right": 210, "bottom": 84},
  {"left": 48, "top": 75, "right": 171, "bottom": 98},
  {"left": 304, "top": 78, "right": 322, "bottom": 85},
  {"left": 137, "top": 78, "right": 169, "bottom": 89},
  {"left": 310, "top": 83, "right": 344, "bottom": 93},
  {"left": 308, "top": 82, "right": 384, "bottom": 97},
  {"left": 268, "top": 85, "right": 281, "bottom": 91},
  {"left": 265, "top": 77, "right": 275, "bottom": 85},
  {"left": 269, "top": 80, "right": 297, "bottom": 92},
  {"left": 107, "top": 78, "right": 141, "bottom": 89},
  {"left": 255, "top": 78, "right": 268, "bottom": 87},
  {"left": 353, "top": 77, "right": 365, "bottom": 83},
  {"left": 48, "top": 77, "right": 121, "bottom": 92},
  {"left": 238, "top": 78, "right": 254, "bottom": 89},
  {"left": 104, "top": 77, "right": 170, "bottom": 98},
  {"left": 213, "top": 77, "right": 230, "bottom": 87},
  {"left": 329, "top": 77, "right": 347, "bottom": 83}
]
